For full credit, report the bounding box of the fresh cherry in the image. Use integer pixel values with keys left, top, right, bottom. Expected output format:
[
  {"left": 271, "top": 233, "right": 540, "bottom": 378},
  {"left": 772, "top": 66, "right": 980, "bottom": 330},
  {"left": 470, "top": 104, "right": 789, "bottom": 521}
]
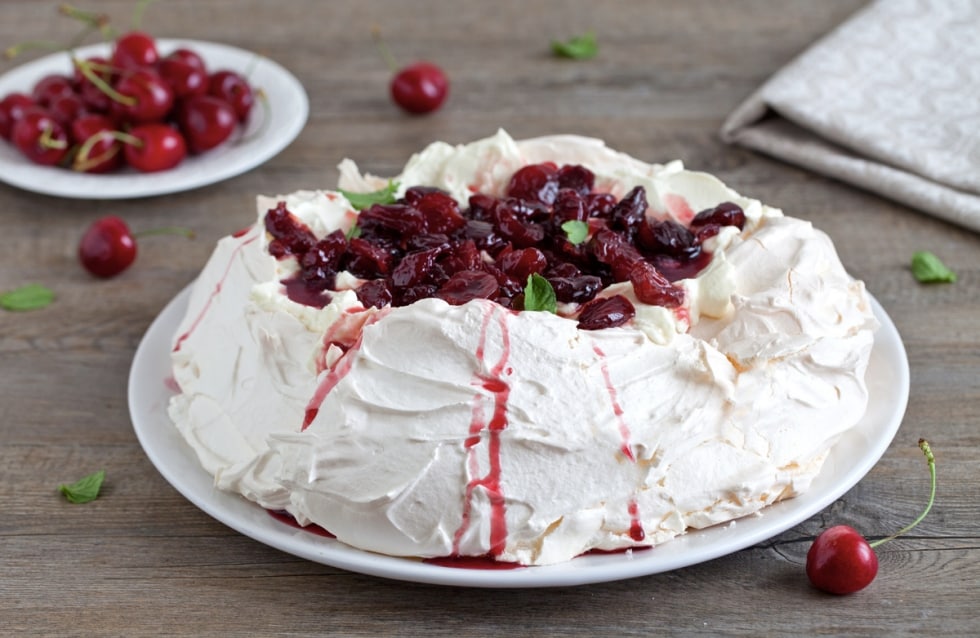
[
  {"left": 121, "top": 123, "right": 187, "bottom": 172},
  {"left": 157, "top": 56, "right": 208, "bottom": 99},
  {"left": 12, "top": 109, "right": 69, "bottom": 165},
  {"left": 390, "top": 62, "right": 449, "bottom": 115},
  {"left": 806, "top": 439, "right": 936, "bottom": 595},
  {"left": 373, "top": 28, "right": 448, "bottom": 115},
  {"left": 70, "top": 114, "right": 122, "bottom": 173},
  {"left": 79, "top": 216, "right": 137, "bottom": 278},
  {"left": 208, "top": 70, "right": 254, "bottom": 122},
  {"left": 78, "top": 215, "right": 195, "bottom": 278},
  {"left": 176, "top": 94, "right": 236, "bottom": 153},
  {"left": 111, "top": 68, "right": 174, "bottom": 124},
  {"left": 31, "top": 74, "right": 76, "bottom": 108},
  {"left": 0, "top": 92, "right": 36, "bottom": 140},
  {"left": 111, "top": 30, "right": 159, "bottom": 70}
]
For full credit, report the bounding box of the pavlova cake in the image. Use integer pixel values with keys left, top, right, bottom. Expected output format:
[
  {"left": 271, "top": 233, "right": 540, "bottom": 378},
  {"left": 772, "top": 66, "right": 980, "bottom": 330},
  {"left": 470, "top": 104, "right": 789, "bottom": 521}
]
[{"left": 167, "top": 130, "right": 877, "bottom": 566}]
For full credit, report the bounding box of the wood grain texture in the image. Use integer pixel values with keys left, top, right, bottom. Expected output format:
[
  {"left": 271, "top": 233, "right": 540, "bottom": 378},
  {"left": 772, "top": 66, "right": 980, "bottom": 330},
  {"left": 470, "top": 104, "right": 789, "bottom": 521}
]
[{"left": 1, "top": 1, "right": 978, "bottom": 636}]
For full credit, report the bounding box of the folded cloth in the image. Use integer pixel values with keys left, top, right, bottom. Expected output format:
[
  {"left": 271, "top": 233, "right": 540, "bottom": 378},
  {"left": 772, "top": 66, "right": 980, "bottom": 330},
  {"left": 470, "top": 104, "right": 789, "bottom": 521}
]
[{"left": 721, "top": 0, "right": 980, "bottom": 232}]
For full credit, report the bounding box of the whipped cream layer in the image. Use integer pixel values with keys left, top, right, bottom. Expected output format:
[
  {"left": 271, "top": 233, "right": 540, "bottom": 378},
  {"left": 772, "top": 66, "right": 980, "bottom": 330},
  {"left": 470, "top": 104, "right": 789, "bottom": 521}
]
[{"left": 168, "top": 130, "right": 877, "bottom": 565}]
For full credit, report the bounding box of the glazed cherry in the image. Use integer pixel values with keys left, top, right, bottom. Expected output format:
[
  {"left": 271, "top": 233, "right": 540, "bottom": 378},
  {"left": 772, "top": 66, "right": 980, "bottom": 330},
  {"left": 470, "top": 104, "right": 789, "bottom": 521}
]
[
  {"left": 122, "top": 123, "right": 187, "bottom": 172},
  {"left": 79, "top": 216, "right": 137, "bottom": 278},
  {"left": 506, "top": 163, "right": 559, "bottom": 205},
  {"left": 208, "top": 70, "right": 255, "bottom": 122},
  {"left": 577, "top": 295, "right": 636, "bottom": 330},
  {"left": 12, "top": 110, "right": 69, "bottom": 166},
  {"left": 111, "top": 31, "right": 159, "bottom": 70},
  {"left": 390, "top": 62, "right": 449, "bottom": 115},
  {"left": 175, "top": 94, "right": 237, "bottom": 153},
  {"left": 806, "top": 439, "right": 936, "bottom": 595}
]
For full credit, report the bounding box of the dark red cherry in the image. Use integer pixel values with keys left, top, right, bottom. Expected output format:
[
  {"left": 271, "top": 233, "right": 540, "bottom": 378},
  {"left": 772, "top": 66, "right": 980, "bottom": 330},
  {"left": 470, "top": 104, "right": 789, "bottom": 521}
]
[
  {"left": 577, "top": 295, "right": 635, "bottom": 330},
  {"left": 112, "top": 68, "right": 175, "bottom": 124},
  {"left": 176, "top": 95, "right": 237, "bottom": 153},
  {"left": 122, "top": 123, "right": 187, "bottom": 172},
  {"left": 112, "top": 31, "right": 159, "bottom": 70},
  {"left": 0, "top": 92, "right": 36, "bottom": 140},
  {"left": 78, "top": 216, "right": 137, "bottom": 278},
  {"left": 157, "top": 56, "right": 208, "bottom": 99},
  {"left": 806, "top": 525, "right": 879, "bottom": 595},
  {"left": 390, "top": 62, "right": 448, "bottom": 115},
  {"left": 12, "top": 109, "right": 69, "bottom": 166},
  {"left": 208, "top": 70, "right": 255, "bottom": 122}
]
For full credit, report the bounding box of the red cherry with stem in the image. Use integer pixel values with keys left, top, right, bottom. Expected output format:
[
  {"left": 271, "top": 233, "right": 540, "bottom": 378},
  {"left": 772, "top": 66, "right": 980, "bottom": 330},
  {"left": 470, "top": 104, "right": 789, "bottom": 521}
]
[
  {"left": 175, "top": 94, "right": 237, "bottom": 153},
  {"left": 120, "top": 123, "right": 187, "bottom": 172},
  {"left": 0, "top": 92, "right": 36, "bottom": 140},
  {"left": 207, "top": 70, "right": 255, "bottom": 122},
  {"left": 70, "top": 114, "right": 123, "bottom": 174},
  {"left": 111, "top": 68, "right": 174, "bottom": 124},
  {"left": 78, "top": 215, "right": 195, "bottom": 278},
  {"left": 73, "top": 57, "right": 116, "bottom": 111},
  {"left": 48, "top": 93, "right": 87, "bottom": 129},
  {"left": 372, "top": 27, "right": 448, "bottom": 115},
  {"left": 111, "top": 30, "right": 159, "bottom": 70},
  {"left": 806, "top": 439, "right": 937, "bottom": 595},
  {"left": 12, "top": 109, "right": 69, "bottom": 165}
]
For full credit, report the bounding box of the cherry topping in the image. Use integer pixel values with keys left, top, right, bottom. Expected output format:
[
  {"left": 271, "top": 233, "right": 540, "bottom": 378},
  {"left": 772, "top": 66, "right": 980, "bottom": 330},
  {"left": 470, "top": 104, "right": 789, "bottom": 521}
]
[
  {"left": 262, "top": 163, "right": 738, "bottom": 318},
  {"left": 577, "top": 295, "right": 636, "bottom": 330}
]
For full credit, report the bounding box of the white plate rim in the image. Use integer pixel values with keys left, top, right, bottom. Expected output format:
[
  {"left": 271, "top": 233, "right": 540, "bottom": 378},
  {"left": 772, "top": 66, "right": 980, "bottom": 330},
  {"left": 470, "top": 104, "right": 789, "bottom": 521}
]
[
  {"left": 0, "top": 39, "right": 308, "bottom": 199},
  {"left": 128, "top": 286, "right": 909, "bottom": 588}
]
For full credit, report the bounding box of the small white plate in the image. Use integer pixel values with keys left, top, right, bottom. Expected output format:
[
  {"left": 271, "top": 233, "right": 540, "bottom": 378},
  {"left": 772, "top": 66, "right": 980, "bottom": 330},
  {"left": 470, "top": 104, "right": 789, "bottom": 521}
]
[
  {"left": 0, "top": 39, "right": 308, "bottom": 198},
  {"left": 128, "top": 287, "right": 908, "bottom": 588}
]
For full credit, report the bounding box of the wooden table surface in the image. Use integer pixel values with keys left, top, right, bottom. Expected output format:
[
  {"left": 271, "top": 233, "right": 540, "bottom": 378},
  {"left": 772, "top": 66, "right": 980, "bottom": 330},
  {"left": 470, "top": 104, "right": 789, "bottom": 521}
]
[{"left": 2, "top": 1, "right": 978, "bottom": 636}]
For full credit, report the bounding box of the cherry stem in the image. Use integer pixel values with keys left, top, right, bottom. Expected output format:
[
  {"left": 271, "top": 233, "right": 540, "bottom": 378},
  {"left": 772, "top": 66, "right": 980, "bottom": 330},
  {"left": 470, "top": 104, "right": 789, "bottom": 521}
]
[
  {"left": 132, "top": 0, "right": 156, "bottom": 30},
  {"left": 868, "top": 439, "right": 936, "bottom": 549},
  {"left": 73, "top": 57, "right": 136, "bottom": 106},
  {"left": 371, "top": 26, "right": 398, "bottom": 73},
  {"left": 4, "top": 39, "right": 66, "bottom": 59},
  {"left": 135, "top": 226, "right": 196, "bottom": 240},
  {"left": 73, "top": 131, "right": 121, "bottom": 172},
  {"left": 59, "top": 4, "right": 114, "bottom": 40},
  {"left": 40, "top": 125, "right": 67, "bottom": 150}
]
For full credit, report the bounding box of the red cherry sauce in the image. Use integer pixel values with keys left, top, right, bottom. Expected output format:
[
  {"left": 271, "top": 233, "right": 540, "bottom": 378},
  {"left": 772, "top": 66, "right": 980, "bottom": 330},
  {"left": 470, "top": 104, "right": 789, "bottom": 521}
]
[
  {"left": 173, "top": 233, "right": 259, "bottom": 352},
  {"left": 452, "top": 304, "right": 512, "bottom": 558},
  {"left": 267, "top": 509, "right": 335, "bottom": 538}
]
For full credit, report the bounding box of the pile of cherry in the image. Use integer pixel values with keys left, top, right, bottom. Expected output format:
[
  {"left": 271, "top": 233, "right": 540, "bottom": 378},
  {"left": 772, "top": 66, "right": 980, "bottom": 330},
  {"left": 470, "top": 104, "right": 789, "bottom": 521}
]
[
  {"left": 0, "top": 30, "right": 255, "bottom": 173},
  {"left": 265, "top": 162, "right": 745, "bottom": 330}
]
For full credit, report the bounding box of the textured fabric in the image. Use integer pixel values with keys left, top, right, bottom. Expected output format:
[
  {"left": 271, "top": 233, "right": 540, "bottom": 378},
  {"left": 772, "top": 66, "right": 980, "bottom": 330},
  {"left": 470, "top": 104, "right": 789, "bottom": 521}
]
[{"left": 721, "top": 0, "right": 980, "bottom": 232}]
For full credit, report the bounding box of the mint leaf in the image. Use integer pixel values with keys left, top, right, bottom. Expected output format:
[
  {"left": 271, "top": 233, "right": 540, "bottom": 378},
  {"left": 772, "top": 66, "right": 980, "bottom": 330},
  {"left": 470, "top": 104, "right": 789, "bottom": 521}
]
[
  {"left": 345, "top": 224, "right": 362, "bottom": 240},
  {"left": 338, "top": 180, "right": 399, "bottom": 211},
  {"left": 523, "top": 273, "right": 557, "bottom": 313},
  {"left": 911, "top": 251, "right": 957, "bottom": 283},
  {"left": 0, "top": 283, "right": 54, "bottom": 311},
  {"left": 551, "top": 31, "right": 598, "bottom": 60},
  {"left": 59, "top": 469, "right": 105, "bottom": 504},
  {"left": 561, "top": 220, "right": 589, "bottom": 245}
]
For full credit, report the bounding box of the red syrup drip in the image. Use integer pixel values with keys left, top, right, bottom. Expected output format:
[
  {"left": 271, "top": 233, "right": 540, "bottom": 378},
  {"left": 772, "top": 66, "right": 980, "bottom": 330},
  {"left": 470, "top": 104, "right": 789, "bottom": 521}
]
[
  {"left": 663, "top": 193, "right": 696, "bottom": 225},
  {"left": 592, "top": 344, "right": 634, "bottom": 462},
  {"left": 267, "top": 509, "right": 336, "bottom": 538},
  {"left": 173, "top": 233, "right": 259, "bottom": 353},
  {"left": 593, "top": 344, "right": 649, "bottom": 542},
  {"left": 453, "top": 304, "right": 512, "bottom": 558},
  {"left": 163, "top": 376, "right": 180, "bottom": 393},
  {"left": 301, "top": 310, "right": 388, "bottom": 429},
  {"left": 281, "top": 277, "right": 330, "bottom": 309},
  {"left": 628, "top": 500, "right": 645, "bottom": 542},
  {"left": 423, "top": 555, "right": 524, "bottom": 570}
]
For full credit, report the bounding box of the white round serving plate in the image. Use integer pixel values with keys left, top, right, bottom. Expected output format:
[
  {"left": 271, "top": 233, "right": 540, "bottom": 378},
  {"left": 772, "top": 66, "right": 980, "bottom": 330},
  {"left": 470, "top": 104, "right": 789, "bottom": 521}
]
[
  {"left": 128, "top": 286, "right": 909, "bottom": 588},
  {"left": 0, "top": 39, "right": 308, "bottom": 198}
]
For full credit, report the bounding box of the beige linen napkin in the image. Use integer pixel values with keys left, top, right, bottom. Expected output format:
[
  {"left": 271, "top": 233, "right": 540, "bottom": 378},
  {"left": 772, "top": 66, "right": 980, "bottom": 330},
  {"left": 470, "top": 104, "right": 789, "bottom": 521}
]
[{"left": 721, "top": 0, "right": 980, "bottom": 232}]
